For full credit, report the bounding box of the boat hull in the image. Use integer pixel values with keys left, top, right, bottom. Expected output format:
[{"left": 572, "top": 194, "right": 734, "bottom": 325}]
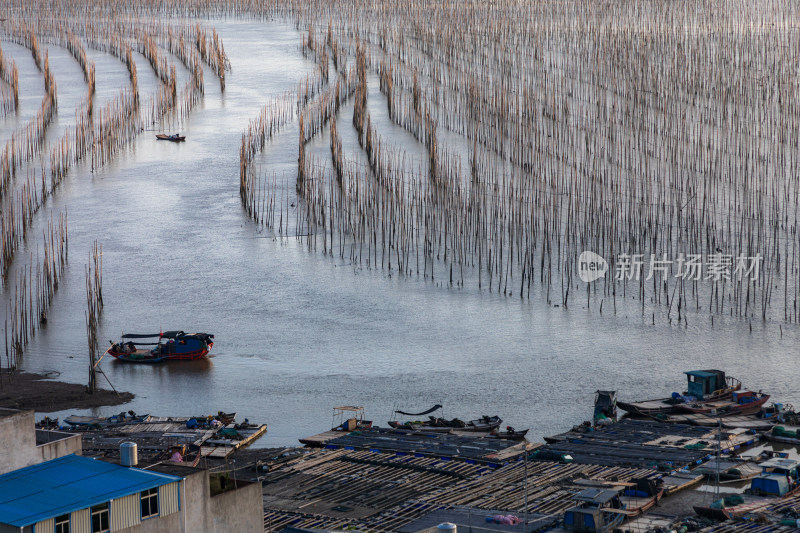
[
  {"left": 155, "top": 134, "right": 186, "bottom": 142},
  {"left": 108, "top": 332, "right": 213, "bottom": 363},
  {"left": 676, "top": 394, "right": 770, "bottom": 415}
]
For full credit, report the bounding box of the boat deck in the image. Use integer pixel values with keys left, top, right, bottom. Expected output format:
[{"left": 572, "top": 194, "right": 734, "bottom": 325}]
[
  {"left": 659, "top": 471, "right": 705, "bottom": 495},
  {"left": 694, "top": 458, "right": 763, "bottom": 480},
  {"left": 200, "top": 424, "right": 267, "bottom": 458},
  {"left": 658, "top": 412, "right": 777, "bottom": 430}
]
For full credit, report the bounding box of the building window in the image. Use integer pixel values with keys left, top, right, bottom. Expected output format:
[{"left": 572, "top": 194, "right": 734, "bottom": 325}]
[
  {"left": 55, "top": 514, "right": 70, "bottom": 533},
  {"left": 140, "top": 487, "right": 159, "bottom": 519},
  {"left": 90, "top": 503, "right": 109, "bottom": 533}
]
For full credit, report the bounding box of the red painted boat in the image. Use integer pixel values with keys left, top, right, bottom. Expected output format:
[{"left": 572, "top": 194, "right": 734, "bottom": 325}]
[
  {"left": 676, "top": 390, "right": 770, "bottom": 415},
  {"left": 106, "top": 331, "right": 213, "bottom": 363}
]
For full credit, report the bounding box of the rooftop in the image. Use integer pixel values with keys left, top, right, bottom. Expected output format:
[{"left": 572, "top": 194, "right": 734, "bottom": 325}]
[
  {"left": 0, "top": 407, "right": 30, "bottom": 419},
  {"left": 0, "top": 454, "right": 182, "bottom": 527}
]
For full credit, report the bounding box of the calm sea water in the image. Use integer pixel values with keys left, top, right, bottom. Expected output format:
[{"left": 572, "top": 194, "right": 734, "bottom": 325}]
[{"left": 3, "top": 20, "right": 798, "bottom": 447}]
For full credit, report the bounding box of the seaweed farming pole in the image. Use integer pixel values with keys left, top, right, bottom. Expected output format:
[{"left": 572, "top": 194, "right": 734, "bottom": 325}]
[{"left": 85, "top": 241, "right": 102, "bottom": 394}]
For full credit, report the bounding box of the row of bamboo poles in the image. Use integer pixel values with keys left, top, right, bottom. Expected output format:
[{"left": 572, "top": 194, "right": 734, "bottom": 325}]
[
  {"left": 0, "top": 10, "right": 230, "bottom": 372},
  {"left": 0, "top": 42, "right": 19, "bottom": 114},
  {"left": 239, "top": 91, "right": 295, "bottom": 221},
  {"left": 234, "top": 0, "right": 800, "bottom": 325},
  {"left": 3, "top": 211, "right": 67, "bottom": 370},
  {"left": 85, "top": 240, "right": 102, "bottom": 393},
  {"left": 2, "top": 0, "right": 798, "bottom": 333}
]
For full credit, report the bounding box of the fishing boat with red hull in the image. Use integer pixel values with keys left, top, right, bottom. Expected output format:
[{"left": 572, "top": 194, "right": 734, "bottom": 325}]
[
  {"left": 617, "top": 370, "right": 742, "bottom": 416},
  {"left": 676, "top": 390, "right": 770, "bottom": 416},
  {"left": 107, "top": 331, "right": 214, "bottom": 363}
]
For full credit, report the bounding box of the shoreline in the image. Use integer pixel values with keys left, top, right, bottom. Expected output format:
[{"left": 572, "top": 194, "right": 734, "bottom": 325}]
[{"left": 0, "top": 371, "right": 134, "bottom": 412}]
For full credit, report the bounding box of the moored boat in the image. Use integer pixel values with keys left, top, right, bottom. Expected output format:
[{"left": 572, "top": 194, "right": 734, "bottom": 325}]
[
  {"left": 64, "top": 412, "right": 150, "bottom": 429},
  {"left": 388, "top": 415, "right": 502, "bottom": 433},
  {"left": 156, "top": 133, "right": 186, "bottom": 142},
  {"left": 331, "top": 406, "right": 373, "bottom": 432},
  {"left": 676, "top": 390, "right": 770, "bottom": 415},
  {"left": 694, "top": 458, "right": 800, "bottom": 519},
  {"left": 617, "top": 370, "right": 742, "bottom": 416},
  {"left": 766, "top": 425, "right": 800, "bottom": 445},
  {"left": 107, "top": 331, "right": 214, "bottom": 363},
  {"left": 487, "top": 427, "right": 529, "bottom": 441}
]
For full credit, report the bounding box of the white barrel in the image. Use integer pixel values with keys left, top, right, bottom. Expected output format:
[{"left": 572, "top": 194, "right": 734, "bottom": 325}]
[
  {"left": 120, "top": 441, "right": 138, "bottom": 467},
  {"left": 437, "top": 523, "right": 456, "bottom": 532}
]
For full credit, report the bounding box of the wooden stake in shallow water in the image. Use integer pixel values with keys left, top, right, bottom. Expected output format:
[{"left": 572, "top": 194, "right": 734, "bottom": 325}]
[{"left": 85, "top": 241, "right": 103, "bottom": 394}]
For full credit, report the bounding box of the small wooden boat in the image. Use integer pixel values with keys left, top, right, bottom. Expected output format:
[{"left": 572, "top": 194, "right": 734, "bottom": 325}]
[
  {"left": 64, "top": 412, "right": 150, "bottom": 429},
  {"left": 388, "top": 415, "right": 502, "bottom": 433},
  {"left": 107, "top": 331, "right": 214, "bottom": 363},
  {"left": 676, "top": 390, "right": 770, "bottom": 416},
  {"left": 766, "top": 425, "right": 800, "bottom": 445},
  {"left": 156, "top": 133, "right": 186, "bottom": 142},
  {"left": 696, "top": 458, "right": 800, "bottom": 519},
  {"left": 331, "top": 406, "right": 372, "bottom": 432},
  {"left": 487, "top": 427, "right": 529, "bottom": 441},
  {"left": 617, "top": 370, "right": 741, "bottom": 416},
  {"left": 693, "top": 495, "right": 767, "bottom": 520}
]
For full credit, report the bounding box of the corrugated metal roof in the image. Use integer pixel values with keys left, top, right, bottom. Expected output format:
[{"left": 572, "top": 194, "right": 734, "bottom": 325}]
[{"left": 0, "top": 454, "right": 182, "bottom": 527}]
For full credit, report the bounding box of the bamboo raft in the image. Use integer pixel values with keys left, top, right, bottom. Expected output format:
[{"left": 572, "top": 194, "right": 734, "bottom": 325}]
[
  {"left": 539, "top": 419, "right": 761, "bottom": 469},
  {"left": 260, "top": 446, "right": 667, "bottom": 532},
  {"left": 299, "top": 426, "right": 530, "bottom": 464},
  {"left": 69, "top": 415, "right": 266, "bottom": 460}
]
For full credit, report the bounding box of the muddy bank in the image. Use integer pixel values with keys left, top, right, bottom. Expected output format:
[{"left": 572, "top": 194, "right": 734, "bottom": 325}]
[{"left": 0, "top": 371, "right": 134, "bottom": 411}]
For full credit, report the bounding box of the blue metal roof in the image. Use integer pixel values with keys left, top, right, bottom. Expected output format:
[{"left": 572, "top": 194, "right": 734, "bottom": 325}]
[{"left": 0, "top": 454, "right": 182, "bottom": 527}]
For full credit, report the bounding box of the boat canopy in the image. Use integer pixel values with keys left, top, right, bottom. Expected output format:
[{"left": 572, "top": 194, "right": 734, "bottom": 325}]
[
  {"left": 593, "top": 391, "right": 617, "bottom": 420},
  {"left": 395, "top": 404, "right": 443, "bottom": 416},
  {"left": 119, "top": 331, "right": 212, "bottom": 340},
  {"left": 751, "top": 474, "right": 790, "bottom": 496},
  {"left": 685, "top": 370, "right": 727, "bottom": 399},
  {"left": 759, "top": 458, "right": 800, "bottom": 473}
]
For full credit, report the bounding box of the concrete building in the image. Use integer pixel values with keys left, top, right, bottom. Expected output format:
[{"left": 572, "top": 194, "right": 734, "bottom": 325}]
[
  {"left": 0, "top": 407, "right": 264, "bottom": 532},
  {"left": 0, "top": 408, "right": 81, "bottom": 475},
  {"left": 0, "top": 454, "right": 183, "bottom": 533},
  {"left": 137, "top": 462, "right": 264, "bottom": 532}
]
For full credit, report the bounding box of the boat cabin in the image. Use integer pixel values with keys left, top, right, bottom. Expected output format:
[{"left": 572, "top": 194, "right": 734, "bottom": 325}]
[
  {"left": 332, "top": 406, "right": 372, "bottom": 431},
  {"left": 685, "top": 370, "right": 728, "bottom": 400},
  {"left": 593, "top": 390, "right": 617, "bottom": 422},
  {"left": 562, "top": 488, "right": 624, "bottom": 532},
  {"left": 749, "top": 458, "right": 800, "bottom": 496}
]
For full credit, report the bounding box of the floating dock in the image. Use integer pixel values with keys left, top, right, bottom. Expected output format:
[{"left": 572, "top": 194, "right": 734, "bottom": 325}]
[
  {"left": 70, "top": 415, "right": 267, "bottom": 461},
  {"left": 300, "top": 426, "right": 533, "bottom": 464},
  {"left": 537, "top": 419, "right": 760, "bottom": 469},
  {"left": 256, "top": 412, "right": 795, "bottom": 531},
  {"left": 260, "top": 445, "right": 673, "bottom": 532}
]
